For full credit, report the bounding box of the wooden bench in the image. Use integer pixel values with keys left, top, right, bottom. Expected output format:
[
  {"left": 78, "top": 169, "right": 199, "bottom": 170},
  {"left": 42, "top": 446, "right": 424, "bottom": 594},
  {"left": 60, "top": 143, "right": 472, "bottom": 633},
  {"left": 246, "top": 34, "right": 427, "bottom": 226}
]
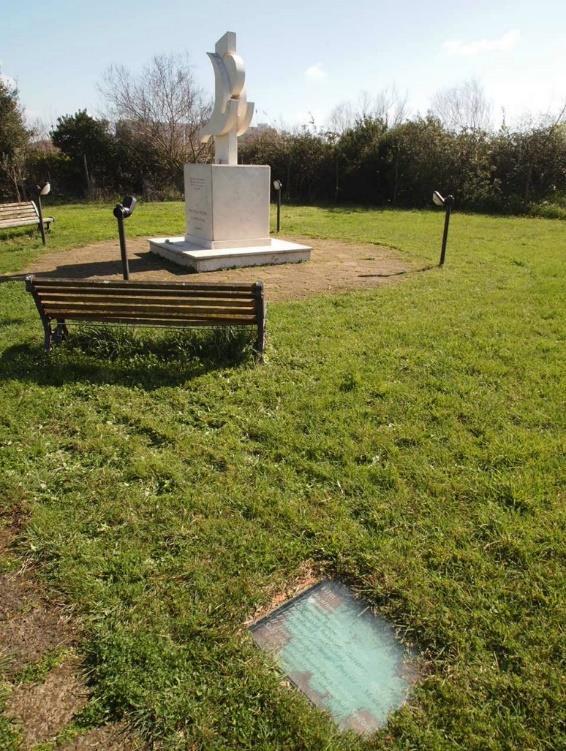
[
  {"left": 25, "top": 276, "right": 266, "bottom": 359},
  {"left": 0, "top": 201, "right": 54, "bottom": 234}
]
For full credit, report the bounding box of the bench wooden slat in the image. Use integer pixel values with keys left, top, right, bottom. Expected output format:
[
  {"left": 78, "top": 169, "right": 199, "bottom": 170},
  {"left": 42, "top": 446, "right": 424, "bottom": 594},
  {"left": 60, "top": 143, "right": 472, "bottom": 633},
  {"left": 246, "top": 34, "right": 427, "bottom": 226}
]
[
  {"left": 0, "top": 202, "right": 34, "bottom": 209},
  {"left": 0, "top": 209, "right": 38, "bottom": 218},
  {"left": 0, "top": 215, "right": 53, "bottom": 223},
  {"left": 0, "top": 216, "right": 38, "bottom": 224},
  {"left": 0, "top": 216, "right": 53, "bottom": 223},
  {"left": 0, "top": 211, "right": 38, "bottom": 218},
  {"left": 34, "top": 288, "right": 255, "bottom": 300},
  {"left": 76, "top": 318, "right": 252, "bottom": 328},
  {"left": 42, "top": 302, "right": 256, "bottom": 315},
  {"left": 45, "top": 312, "right": 257, "bottom": 326},
  {"left": 0, "top": 202, "right": 38, "bottom": 215},
  {"left": 42, "top": 305, "right": 257, "bottom": 320},
  {"left": 39, "top": 293, "right": 256, "bottom": 308},
  {"left": 0, "top": 219, "right": 40, "bottom": 229},
  {"left": 0, "top": 202, "right": 37, "bottom": 209},
  {"left": 32, "top": 278, "right": 256, "bottom": 292}
]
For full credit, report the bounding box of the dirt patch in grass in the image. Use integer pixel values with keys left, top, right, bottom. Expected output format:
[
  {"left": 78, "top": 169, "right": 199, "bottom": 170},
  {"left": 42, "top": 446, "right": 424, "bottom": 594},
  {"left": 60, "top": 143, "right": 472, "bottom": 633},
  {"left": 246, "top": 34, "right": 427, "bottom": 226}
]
[
  {"left": 3, "top": 235, "right": 420, "bottom": 301},
  {"left": 0, "top": 572, "right": 76, "bottom": 677},
  {"left": 61, "top": 722, "right": 145, "bottom": 750},
  {"left": 6, "top": 657, "right": 88, "bottom": 748},
  {"left": 0, "top": 517, "right": 78, "bottom": 678},
  {"left": 0, "top": 515, "right": 146, "bottom": 750}
]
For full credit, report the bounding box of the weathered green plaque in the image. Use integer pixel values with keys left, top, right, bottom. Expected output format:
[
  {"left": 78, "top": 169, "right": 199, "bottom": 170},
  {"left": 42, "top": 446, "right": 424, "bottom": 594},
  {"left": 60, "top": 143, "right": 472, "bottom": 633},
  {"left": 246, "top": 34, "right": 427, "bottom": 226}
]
[{"left": 250, "top": 580, "right": 416, "bottom": 734}]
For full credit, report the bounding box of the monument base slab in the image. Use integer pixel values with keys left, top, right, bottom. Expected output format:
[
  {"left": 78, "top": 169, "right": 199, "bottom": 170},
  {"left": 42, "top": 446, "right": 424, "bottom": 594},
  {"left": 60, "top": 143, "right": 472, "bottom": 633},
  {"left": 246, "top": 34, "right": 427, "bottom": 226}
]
[{"left": 149, "top": 237, "right": 312, "bottom": 273}]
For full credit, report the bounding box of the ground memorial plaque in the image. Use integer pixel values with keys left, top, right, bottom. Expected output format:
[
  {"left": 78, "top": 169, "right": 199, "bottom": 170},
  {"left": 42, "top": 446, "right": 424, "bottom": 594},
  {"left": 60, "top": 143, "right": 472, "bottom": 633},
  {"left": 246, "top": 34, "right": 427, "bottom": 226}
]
[{"left": 250, "top": 581, "right": 417, "bottom": 735}]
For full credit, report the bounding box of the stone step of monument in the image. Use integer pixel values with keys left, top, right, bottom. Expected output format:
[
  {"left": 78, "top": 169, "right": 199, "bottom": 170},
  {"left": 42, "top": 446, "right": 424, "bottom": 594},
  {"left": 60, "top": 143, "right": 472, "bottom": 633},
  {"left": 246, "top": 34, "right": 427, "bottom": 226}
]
[{"left": 149, "top": 237, "right": 311, "bottom": 273}]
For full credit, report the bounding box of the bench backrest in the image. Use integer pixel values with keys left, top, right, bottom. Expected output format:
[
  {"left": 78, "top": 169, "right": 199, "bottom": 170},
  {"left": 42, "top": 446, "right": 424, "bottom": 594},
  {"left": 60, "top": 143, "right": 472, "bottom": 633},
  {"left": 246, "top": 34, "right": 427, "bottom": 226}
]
[
  {"left": 25, "top": 276, "right": 265, "bottom": 329},
  {"left": 0, "top": 201, "right": 39, "bottom": 225}
]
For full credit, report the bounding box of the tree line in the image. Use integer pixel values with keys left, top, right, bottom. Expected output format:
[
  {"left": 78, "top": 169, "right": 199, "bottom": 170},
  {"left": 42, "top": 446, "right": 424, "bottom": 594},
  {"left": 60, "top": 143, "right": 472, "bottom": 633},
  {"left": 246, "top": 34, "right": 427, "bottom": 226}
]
[
  {"left": 1, "top": 57, "right": 565, "bottom": 216},
  {"left": 241, "top": 115, "right": 566, "bottom": 214}
]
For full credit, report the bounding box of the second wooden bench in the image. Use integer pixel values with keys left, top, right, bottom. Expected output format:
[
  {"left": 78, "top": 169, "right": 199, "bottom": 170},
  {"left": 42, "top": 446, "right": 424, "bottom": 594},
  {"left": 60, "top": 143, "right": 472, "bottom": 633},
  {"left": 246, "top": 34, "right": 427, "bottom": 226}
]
[{"left": 0, "top": 201, "right": 53, "bottom": 233}]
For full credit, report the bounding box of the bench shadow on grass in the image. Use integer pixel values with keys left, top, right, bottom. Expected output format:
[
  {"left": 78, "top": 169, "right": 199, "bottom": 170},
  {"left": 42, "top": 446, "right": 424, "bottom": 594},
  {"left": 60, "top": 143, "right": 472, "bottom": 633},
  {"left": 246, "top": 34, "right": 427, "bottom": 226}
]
[{"left": 0, "top": 326, "right": 256, "bottom": 390}]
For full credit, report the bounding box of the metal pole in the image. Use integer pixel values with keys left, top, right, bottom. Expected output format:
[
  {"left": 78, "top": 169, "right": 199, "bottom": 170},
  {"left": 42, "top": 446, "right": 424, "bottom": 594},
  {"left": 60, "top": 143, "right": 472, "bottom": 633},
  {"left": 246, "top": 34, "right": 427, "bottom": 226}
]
[
  {"left": 439, "top": 196, "right": 453, "bottom": 267},
  {"left": 117, "top": 215, "right": 129, "bottom": 280},
  {"left": 36, "top": 193, "right": 47, "bottom": 246},
  {"left": 276, "top": 189, "right": 281, "bottom": 233}
]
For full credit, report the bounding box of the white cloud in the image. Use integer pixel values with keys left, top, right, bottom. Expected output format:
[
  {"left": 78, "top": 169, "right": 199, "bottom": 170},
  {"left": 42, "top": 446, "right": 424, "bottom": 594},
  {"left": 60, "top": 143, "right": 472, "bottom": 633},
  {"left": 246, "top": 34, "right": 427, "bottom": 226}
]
[
  {"left": 443, "top": 29, "right": 521, "bottom": 56},
  {"left": 304, "top": 62, "right": 326, "bottom": 82}
]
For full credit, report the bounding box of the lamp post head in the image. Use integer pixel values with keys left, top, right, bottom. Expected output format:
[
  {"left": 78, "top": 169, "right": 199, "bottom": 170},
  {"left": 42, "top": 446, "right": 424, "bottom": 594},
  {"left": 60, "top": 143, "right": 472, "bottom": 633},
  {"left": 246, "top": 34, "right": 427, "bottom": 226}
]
[
  {"left": 433, "top": 191, "right": 455, "bottom": 209},
  {"left": 37, "top": 182, "right": 51, "bottom": 196},
  {"left": 113, "top": 195, "right": 137, "bottom": 220},
  {"left": 273, "top": 179, "right": 282, "bottom": 191},
  {"left": 122, "top": 195, "right": 136, "bottom": 216}
]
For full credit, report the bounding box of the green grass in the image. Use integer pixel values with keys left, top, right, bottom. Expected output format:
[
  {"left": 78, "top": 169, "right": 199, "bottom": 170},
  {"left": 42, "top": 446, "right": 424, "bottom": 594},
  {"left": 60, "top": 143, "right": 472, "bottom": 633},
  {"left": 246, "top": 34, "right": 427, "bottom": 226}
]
[
  {"left": 0, "top": 204, "right": 564, "bottom": 750},
  {"left": 0, "top": 201, "right": 187, "bottom": 274}
]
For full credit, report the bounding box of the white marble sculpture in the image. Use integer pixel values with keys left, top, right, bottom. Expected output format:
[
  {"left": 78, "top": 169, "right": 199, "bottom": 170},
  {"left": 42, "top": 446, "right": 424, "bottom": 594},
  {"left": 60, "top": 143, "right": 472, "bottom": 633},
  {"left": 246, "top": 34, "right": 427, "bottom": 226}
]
[
  {"left": 199, "top": 32, "right": 254, "bottom": 165},
  {"left": 148, "top": 31, "right": 311, "bottom": 271}
]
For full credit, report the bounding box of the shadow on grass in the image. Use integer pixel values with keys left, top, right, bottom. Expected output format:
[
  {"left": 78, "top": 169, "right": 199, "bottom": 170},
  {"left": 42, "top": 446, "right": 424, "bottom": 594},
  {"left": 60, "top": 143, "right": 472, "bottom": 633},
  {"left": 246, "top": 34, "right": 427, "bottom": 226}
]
[
  {"left": 0, "top": 250, "right": 192, "bottom": 284},
  {"left": 0, "top": 326, "right": 256, "bottom": 390},
  {"left": 358, "top": 264, "right": 435, "bottom": 278},
  {"left": 0, "top": 226, "right": 38, "bottom": 242}
]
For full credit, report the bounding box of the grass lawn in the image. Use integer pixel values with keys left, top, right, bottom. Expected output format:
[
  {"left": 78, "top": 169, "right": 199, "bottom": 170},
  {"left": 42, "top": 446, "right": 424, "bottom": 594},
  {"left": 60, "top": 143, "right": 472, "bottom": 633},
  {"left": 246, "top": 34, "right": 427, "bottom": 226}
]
[{"left": 0, "top": 204, "right": 564, "bottom": 749}]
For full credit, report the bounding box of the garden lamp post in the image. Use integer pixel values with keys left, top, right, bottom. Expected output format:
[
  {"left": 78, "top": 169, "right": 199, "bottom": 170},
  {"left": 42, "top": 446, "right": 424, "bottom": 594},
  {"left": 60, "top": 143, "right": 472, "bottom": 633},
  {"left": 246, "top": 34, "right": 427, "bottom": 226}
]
[
  {"left": 273, "top": 179, "right": 283, "bottom": 233},
  {"left": 113, "top": 196, "right": 137, "bottom": 280},
  {"left": 433, "top": 191, "right": 454, "bottom": 266},
  {"left": 36, "top": 182, "right": 51, "bottom": 246}
]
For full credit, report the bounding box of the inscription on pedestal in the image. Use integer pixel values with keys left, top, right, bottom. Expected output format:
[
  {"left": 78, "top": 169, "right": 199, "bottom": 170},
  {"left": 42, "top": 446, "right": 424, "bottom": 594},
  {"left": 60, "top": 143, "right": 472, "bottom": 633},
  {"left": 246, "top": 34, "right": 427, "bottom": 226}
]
[
  {"left": 186, "top": 168, "right": 213, "bottom": 241},
  {"left": 250, "top": 581, "right": 418, "bottom": 735}
]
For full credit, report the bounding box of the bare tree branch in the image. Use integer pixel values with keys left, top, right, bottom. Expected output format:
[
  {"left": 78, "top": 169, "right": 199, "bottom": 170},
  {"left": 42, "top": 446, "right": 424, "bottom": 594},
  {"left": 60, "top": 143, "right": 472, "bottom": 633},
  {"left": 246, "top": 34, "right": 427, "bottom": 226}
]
[
  {"left": 99, "top": 54, "right": 213, "bottom": 176},
  {"left": 328, "top": 86, "right": 408, "bottom": 134},
  {"left": 430, "top": 79, "right": 492, "bottom": 132}
]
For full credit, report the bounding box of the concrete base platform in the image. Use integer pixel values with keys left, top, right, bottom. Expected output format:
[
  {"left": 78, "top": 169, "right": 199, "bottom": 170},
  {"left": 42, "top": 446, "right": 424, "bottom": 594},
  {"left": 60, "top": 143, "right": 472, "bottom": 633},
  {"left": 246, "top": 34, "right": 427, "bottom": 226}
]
[{"left": 149, "top": 236, "right": 312, "bottom": 273}]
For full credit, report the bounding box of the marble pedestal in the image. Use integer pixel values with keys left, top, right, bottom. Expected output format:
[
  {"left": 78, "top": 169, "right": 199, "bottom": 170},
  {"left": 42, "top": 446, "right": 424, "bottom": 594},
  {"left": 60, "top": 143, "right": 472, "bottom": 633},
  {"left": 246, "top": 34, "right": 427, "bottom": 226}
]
[{"left": 149, "top": 163, "right": 311, "bottom": 272}]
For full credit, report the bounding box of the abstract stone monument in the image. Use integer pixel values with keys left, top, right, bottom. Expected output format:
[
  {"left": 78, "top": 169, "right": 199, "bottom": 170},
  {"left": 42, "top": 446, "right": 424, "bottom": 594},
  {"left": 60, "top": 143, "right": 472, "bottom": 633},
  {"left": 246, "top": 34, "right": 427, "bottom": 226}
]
[
  {"left": 149, "top": 32, "right": 311, "bottom": 272},
  {"left": 199, "top": 31, "right": 254, "bottom": 166}
]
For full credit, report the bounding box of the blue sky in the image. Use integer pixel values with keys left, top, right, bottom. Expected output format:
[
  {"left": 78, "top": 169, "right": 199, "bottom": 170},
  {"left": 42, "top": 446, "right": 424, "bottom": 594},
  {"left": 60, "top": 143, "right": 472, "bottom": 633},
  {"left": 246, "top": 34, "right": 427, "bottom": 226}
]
[{"left": 1, "top": 0, "right": 564, "bottom": 129}]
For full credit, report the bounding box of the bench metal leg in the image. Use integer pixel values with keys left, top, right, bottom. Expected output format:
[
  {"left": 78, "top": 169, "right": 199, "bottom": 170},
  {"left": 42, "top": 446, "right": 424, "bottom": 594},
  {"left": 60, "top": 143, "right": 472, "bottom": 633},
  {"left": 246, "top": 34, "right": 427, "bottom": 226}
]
[
  {"left": 256, "top": 319, "right": 266, "bottom": 361},
  {"left": 43, "top": 322, "right": 54, "bottom": 352},
  {"left": 40, "top": 320, "right": 67, "bottom": 352},
  {"left": 54, "top": 320, "right": 68, "bottom": 344},
  {"left": 253, "top": 282, "right": 266, "bottom": 362}
]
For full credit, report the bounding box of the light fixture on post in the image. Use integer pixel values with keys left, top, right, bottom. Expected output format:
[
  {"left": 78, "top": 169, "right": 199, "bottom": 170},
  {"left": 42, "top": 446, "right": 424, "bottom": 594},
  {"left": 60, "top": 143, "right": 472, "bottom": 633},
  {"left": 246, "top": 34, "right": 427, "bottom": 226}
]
[
  {"left": 273, "top": 179, "right": 282, "bottom": 233},
  {"left": 432, "top": 191, "right": 454, "bottom": 266},
  {"left": 113, "top": 196, "right": 137, "bottom": 280},
  {"left": 36, "top": 181, "right": 51, "bottom": 246}
]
